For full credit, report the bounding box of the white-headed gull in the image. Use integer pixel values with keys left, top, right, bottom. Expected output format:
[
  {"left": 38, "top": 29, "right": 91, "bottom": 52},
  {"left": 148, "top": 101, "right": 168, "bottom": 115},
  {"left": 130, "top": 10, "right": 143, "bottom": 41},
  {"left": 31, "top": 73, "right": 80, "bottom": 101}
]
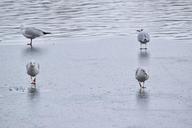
[
  {"left": 26, "top": 61, "right": 40, "bottom": 87},
  {"left": 137, "top": 29, "right": 150, "bottom": 49},
  {"left": 20, "top": 25, "right": 51, "bottom": 47},
  {"left": 135, "top": 68, "right": 149, "bottom": 88}
]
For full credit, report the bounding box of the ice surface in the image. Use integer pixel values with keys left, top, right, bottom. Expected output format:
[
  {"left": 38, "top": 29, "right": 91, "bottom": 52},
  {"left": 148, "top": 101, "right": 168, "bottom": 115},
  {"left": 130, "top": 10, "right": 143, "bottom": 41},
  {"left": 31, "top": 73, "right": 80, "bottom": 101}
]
[{"left": 0, "top": 37, "right": 192, "bottom": 128}]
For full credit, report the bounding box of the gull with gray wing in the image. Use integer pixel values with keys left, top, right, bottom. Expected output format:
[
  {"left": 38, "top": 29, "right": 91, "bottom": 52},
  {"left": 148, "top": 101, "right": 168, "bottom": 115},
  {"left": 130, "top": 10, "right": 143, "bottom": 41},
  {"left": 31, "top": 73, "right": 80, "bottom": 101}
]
[
  {"left": 20, "top": 25, "right": 51, "bottom": 47},
  {"left": 135, "top": 68, "right": 149, "bottom": 88},
  {"left": 137, "top": 29, "right": 150, "bottom": 50},
  {"left": 26, "top": 61, "right": 40, "bottom": 87}
]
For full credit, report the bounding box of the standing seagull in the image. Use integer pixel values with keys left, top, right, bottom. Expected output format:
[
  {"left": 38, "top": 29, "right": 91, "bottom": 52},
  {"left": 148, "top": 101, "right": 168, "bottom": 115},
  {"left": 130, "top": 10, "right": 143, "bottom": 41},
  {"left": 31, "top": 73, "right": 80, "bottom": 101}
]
[
  {"left": 20, "top": 25, "right": 51, "bottom": 47},
  {"left": 26, "top": 61, "right": 40, "bottom": 87},
  {"left": 135, "top": 68, "right": 149, "bottom": 88},
  {"left": 137, "top": 29, "right": 150, "bottom": 49}
]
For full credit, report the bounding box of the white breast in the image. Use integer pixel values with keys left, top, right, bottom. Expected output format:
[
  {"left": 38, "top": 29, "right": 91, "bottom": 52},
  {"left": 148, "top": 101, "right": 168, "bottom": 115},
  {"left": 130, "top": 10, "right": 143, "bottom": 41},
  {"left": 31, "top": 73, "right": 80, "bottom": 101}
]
[{"left": 26, "top": 63, "right": 40, "bottom": 77}]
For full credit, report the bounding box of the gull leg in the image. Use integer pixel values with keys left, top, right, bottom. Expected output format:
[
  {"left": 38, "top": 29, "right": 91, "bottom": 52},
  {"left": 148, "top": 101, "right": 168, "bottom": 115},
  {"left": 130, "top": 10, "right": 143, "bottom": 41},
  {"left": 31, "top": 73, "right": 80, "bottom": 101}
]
[
  {"left": 30, "top": 39, "right": 33, "bottom": 47},
  {"left": 31, "top": 77, "right": 34, "bottom": 84},
  {"left": 27, "top": 39, "right": 31, "bottom": 45},
  {"left": 145, "top": 44, "right": 147, "bottom": 50},
  {"left": 30, "top": 39, "right": 33, "bottom": 48},
  {"left": 139, "top": 82, "right": 142, "bottom": 88},
  {"left": 34, "top": 77, "right": 36, "bottom": 84},
  {"left": 142, "top": 82, "right": 146, "bottom": 88},
  {"left": 30, "top": 76, "right": 32, "bottom": 84},
  {"left": 31, "top": 77, "right": 35, "bottom": 84},
  {"left": 140, "top": 43, "right": 142, "bottom": 50},
  {"left": 31, "top": 77, "right": 36, "bottom": 88},
  {"left": 27, "top": 39, "right": 32, "bottom": 47},
  {"left": 33, "top": 77, "right": 36, "bottom": 88}
]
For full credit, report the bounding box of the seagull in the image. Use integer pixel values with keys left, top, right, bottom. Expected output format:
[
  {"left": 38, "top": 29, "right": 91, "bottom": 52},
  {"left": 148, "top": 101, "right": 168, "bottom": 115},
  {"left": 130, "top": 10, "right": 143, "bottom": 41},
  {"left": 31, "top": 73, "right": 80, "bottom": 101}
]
[
  {"left": 26, "top": 61, "right": 40, "bottom": 87},
  {"left": 137, "top": 29, "right": 150, "bottom": 50},
  {"left": 20, "top": 25, "right": 51, "bottom": 47},
  {"left": 135, "top": 68, "right": 149, "bottom": 88}
]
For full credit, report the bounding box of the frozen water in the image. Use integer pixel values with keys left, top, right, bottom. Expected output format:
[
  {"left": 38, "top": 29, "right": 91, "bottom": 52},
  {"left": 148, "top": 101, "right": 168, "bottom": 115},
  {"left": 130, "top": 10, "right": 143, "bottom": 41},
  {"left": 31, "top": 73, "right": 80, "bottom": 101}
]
[{"left": 0, "top": 37, "right": 192, "bottom": 128}]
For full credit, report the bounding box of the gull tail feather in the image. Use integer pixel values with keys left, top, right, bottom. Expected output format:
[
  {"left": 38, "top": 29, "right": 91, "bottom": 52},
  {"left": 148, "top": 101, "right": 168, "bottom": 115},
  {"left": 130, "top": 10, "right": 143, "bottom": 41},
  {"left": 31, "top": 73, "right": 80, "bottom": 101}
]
[{"left": 43, "top": 31, "right": 51, "bottom": 35}]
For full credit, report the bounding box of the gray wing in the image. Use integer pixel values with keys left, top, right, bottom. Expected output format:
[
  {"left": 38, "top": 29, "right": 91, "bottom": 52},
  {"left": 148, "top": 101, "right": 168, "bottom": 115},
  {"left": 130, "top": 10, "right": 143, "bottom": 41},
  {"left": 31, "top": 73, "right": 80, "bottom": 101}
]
[
  {"left": 144, "top": 33, "right": 150, "bottom": 42},
  {"left": 138, "top": 32, "right": 145, "bottom": 42},
  {"left": 24, "top": 27, "right": 44, "bottom": 38},
  {"left": 135, "top": 68, "right": 139, "bottom": 76},
  {"left": 135, "top": 68, "right": 141, "bottom": 79},
  {"left": 143, "top": 70, "right": 149, "bottom": 80},
  {"left": 26, "top": 63, "right": 30, "bottom": 71},
  {"left": 138, "top": 32, "right": 150, "bottom": 42},
  {"left": 34, "top": 63, "right": 40, "bottom": 75},
  {"left": 37, "top": 63, "right": 40, "bottom": 70}
]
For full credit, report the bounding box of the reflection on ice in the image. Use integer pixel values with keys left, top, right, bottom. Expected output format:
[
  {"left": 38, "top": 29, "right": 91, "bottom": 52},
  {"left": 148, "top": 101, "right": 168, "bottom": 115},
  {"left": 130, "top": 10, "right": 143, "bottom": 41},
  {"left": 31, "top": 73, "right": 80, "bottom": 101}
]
[
  {"left": 28, "top": 87, "right": 39, "bottom": 100},
  {"left": 22, "top": 47, "right": 44, "bottom": 56},
  {"left": 138, "top": 50, "right": 150, "bottom": 60},
  {"left": 136, "top": 88, "right": 149, "bottom": 109},
  {"left": 138, "top": 50, "right": 150, "bottom": 66},
  {"left": 137, "top": 88, "right": 149, "bottom": 99}
]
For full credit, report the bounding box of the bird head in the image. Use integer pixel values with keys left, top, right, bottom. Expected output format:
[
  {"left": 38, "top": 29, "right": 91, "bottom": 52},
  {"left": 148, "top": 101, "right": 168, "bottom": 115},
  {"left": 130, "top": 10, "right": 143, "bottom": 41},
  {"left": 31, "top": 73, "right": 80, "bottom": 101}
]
[
  {"left": 29, "top": 61, "right": 36, "bottom": 67},
  {"left": 136, "top": 29, "right": 144, "bottom": 32}
]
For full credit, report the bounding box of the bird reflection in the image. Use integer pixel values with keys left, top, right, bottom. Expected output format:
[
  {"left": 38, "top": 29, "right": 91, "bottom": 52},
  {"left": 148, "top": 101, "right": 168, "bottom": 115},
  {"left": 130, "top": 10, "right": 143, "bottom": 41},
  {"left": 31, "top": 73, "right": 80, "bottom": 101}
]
[
  {"left": 139, "top": 50, "right": 150, "bottom": 59},
  {"left": 136, "top": 88, "right": 149, "bottom": 108},
  {"left": 23, "top": 47, "right": 43, "bottom": 56},
  {"left": 138, "top": 50, "right": 150, "bottom": 65},
  {"left": 137, "top": 88, "right": 149, "bottom": 99},
  {"left": 28, "top": 87, "right": 39, "bottom": 100}
]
